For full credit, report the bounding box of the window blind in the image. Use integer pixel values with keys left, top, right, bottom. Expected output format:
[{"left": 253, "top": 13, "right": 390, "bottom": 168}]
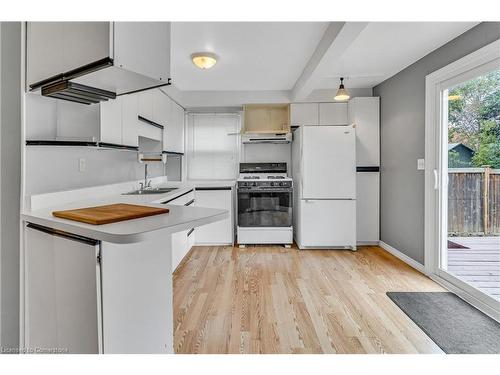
[{"left": 186, "top": 113, "right": 240, "bottom": 180}]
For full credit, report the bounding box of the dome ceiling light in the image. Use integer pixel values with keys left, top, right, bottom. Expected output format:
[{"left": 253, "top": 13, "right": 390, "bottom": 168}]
[{"left": 191, "top": 52, "right": 218, "bottom": 70}]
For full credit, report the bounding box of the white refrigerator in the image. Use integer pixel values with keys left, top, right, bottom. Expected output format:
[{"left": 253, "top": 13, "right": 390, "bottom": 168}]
[{"left": 292, "top": 125, "right": 357, "bottom": 250}]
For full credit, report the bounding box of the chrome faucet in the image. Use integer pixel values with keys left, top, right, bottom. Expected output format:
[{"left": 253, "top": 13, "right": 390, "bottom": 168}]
[{"left": 139, "top": 164, "right": 152, "bottom": 191}]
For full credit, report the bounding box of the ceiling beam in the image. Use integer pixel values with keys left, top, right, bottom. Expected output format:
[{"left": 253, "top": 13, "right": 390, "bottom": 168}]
[{"left": 291, "top": 22, "right": 369, "bottom": 102}]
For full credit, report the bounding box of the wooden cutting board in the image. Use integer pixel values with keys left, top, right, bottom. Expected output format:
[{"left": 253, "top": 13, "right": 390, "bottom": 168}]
[{"left": 53, "top": 203, "right": 170, "bottom": 225}]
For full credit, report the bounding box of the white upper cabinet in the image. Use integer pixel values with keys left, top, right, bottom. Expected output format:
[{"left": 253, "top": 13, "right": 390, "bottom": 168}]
[
  {"left": 164, "top": 100, "right": 185, "bottom": 154},
  {"left": 152, "top": 89, "right": 169, "bottom": 127},
  {"left": 27, "top": 22, "right": 171, "bottom": 95},
  {"left": 138, "top": 90, "right": 154, "bottom": 120},
  {"left": 348, "top": 97, "right": 380, "bottom": 166},
  {"left": 27, "top": 22, "right": 110, "bottom": 87},
  {"left": 290, "top": 103, "right": 319, "bottom": 126},
  {"left": 100, "top": 96, "right": 123, "bottom": 145},
  {"left": 113, "top": 22, "right": 170, "bottom": 83},
  {"left": 99, "top": 93, "right": 139, "bottom": 147},
  {"left": 121, "top": 94, "right": 139, "bottom": 147},
  {"left": 318, "top": 103, "right": 348, "bottom": 125}
]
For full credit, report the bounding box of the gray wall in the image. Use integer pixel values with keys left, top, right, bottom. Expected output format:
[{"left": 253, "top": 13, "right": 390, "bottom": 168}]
[
  {"left": 1, "top": 22, "right": 21, "bottom": 350},
  {"left": 373, "top": 22, "right": 500, "bottom": 264}
]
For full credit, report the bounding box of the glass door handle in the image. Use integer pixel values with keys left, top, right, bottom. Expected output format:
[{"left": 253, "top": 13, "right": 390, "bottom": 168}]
[{"left": 433, "top": 169, "right": 439, "bottom": 190}]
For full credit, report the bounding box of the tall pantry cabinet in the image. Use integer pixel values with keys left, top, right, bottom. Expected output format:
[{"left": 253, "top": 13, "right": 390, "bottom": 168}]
[{"left": 348, "top": 97, "right": 380, "bottom": 245}]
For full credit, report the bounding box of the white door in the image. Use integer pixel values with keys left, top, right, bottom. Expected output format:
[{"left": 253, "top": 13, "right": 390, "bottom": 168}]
[
  {"left": 425, "top": 40, "right": 500, "bottom": 319},
  {"left": 299, "top": 200, "right": 356, "bottom": 248},
  {"left": 301, "top": 126, "right": 356, "bottom": 199}
]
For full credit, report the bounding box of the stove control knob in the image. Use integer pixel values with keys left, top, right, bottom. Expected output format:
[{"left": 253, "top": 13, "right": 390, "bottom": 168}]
[
  {"left": 279, "top": 182, "right": 283, "bottom": 186},
  {"left": 270, "top": 182, "right": 274, "bottom": 186}
]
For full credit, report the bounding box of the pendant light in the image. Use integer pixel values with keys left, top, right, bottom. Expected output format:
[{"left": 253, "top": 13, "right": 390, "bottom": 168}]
[{"left": 334, "top": 77, "right": 350, "bottom": 101}]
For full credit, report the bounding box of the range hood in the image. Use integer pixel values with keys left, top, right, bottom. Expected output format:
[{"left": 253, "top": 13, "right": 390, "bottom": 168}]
[
  {"left": 242, "top": 132, "right": 292, "bottom": 144},
  {"left": 27, "top": 22, "right": 171, "bottom": 105},
  {"left": 41, "top": 79, "right": 116, "bottom": 105}
]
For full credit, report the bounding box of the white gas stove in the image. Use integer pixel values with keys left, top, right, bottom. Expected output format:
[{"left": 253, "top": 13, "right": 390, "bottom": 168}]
[{"left": 236, "top": 163, "right": 293, "bottom": 247}]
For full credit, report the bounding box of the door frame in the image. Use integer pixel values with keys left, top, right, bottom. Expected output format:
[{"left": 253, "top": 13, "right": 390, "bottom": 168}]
[{"left": 424, "top": 39, "right": 500, "bottom": 320}]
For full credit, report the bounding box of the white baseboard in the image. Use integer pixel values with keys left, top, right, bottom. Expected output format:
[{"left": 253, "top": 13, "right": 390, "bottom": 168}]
[
  {"left": 357, "top": 241, "right": 379, "bottom": 246},
  {"left": 378, "top": 241, "right": 426, "bottom": 274}
]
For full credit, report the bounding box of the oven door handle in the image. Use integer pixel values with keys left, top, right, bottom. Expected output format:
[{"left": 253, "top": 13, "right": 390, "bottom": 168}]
[{"left": 238, "top": 189, "right": 292, "bottom": 193}]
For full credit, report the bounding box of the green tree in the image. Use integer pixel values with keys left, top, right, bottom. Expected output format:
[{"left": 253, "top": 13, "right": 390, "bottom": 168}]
[
  {"left": 448, "top": 69, "right": 500, "bottom": 166},
  {"left": 471, "top": 120, "right": 500, "bottom": 168}
]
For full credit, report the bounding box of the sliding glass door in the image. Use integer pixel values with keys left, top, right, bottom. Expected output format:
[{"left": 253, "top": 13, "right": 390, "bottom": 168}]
[{"left": 425, "top": 40, "right": 500, "bottom": 318}]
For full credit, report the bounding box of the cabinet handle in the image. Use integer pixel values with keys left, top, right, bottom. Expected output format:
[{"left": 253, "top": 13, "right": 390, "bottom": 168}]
[
  {"left": 187, "top": 228, "right": 195, "bottom": 237},
  {"left": 184, "top": 199, "right": 195, "bottom": 207}
]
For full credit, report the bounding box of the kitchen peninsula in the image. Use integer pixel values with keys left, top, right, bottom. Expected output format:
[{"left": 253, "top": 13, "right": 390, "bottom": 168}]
[{"left": 21, "top": 184, "right": 228, "bottom": 354}]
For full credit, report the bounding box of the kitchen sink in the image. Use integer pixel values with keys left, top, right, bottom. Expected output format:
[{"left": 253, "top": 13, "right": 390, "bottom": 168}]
[{"left": 123, "top": 187, "right": 178, "bottom": 195}]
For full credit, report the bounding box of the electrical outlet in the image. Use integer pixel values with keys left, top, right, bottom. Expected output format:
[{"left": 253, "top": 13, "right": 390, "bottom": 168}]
[
  {"left": 417, "top": 158, "right": 425, "bottom": 170},
  {"left": 79, "top": 158, "right": 86, "bottom": 172}
]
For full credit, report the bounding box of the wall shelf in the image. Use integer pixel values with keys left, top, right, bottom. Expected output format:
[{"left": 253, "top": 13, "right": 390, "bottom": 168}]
[
  {"left": 26, "top": 140, "right": 139, "bottom": 151},
  {"left": 242, "top": 104, "right": 290, "bottom": 134}
]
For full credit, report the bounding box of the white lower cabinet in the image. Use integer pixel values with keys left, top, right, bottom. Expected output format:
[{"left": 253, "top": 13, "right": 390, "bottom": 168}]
[
  {"left": 194, "top": 188, "right": 234, "bottom": 245},
  {"left": 162, "top": 190, "right": 196, "bottom": 272},
  {"left": 356, "top": 172, "right": 380, "bottom": 244},
  {"left": 24, "top": 223, "right": 101, "bottom": 354}
]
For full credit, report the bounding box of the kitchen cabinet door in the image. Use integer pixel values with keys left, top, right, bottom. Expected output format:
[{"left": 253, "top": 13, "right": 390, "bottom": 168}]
[
  {"left": 100, "top": 96, "right": 123, "bottom": 145},
  {"left": 27, "top": 22, "right": 110, "bottom": 87},
  {"left": 25, "top": 224, "right": 101, "bottom": 353},
  {"left": 152, "top": 89, "right": 169, "bottom": 127},
  {"left": 163, "top": 190, "right": 195, "bottom": 271},
  {"left": 195, "top": 189, "right": 233, "bottom": 244},
  {"left": 121, "top": 94, "right": 139, "bottom": 147},
  {"left": 113, "top": 22, "right": 170, "bottom": 83},
  {"left": 290, "top": 103, "right": 318, "bottom": 126},
  {"left": 356, "top": 172, "right": 380, "bottom": 244},
  {"left": 138, "top": 90, "right": 154, "bottom": 120},
  {"left": 164, "top": 101, "right": 185, "bottom": 153},
  {"left": 348, "top": 97, "right": 380, "bottom": 166},
  {"left": 319, "top": 103, "right": 348, "bottom": 125}
]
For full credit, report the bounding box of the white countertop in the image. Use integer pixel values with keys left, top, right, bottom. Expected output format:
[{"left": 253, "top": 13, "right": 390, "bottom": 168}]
[{"left": 22, "top": 183, "right": 229, "bottom": 244}]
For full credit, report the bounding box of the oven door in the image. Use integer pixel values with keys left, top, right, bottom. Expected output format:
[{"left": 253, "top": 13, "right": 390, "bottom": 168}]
[{"left": 237, "top": 189, "right": 292, "bottom": 227}]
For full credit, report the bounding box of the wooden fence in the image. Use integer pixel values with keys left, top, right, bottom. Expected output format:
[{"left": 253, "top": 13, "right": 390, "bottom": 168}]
[{"left": 448, "top": 167, "right": 500, "bottom": 236}]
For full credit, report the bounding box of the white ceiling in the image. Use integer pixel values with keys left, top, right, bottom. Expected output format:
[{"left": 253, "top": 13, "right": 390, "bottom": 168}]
[
  {"left": 311, "top": 22, "right": 479, "bottom": 89},
  {"left": 171, "top": 21, "right": 479, "bottom": 98},
  {"left": 171, "top": 22, "right": 329, "bottom": 91}
]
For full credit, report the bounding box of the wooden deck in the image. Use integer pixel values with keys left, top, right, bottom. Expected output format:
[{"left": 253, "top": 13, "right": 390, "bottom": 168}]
[{"left": 447, "top": 236, "right": 500, "bottom": 301}]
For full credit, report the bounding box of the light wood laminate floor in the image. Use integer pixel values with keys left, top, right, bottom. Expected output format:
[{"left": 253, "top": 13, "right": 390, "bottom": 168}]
[{"left": 173, "top": 245, "right": 445, "bottom": 354}]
